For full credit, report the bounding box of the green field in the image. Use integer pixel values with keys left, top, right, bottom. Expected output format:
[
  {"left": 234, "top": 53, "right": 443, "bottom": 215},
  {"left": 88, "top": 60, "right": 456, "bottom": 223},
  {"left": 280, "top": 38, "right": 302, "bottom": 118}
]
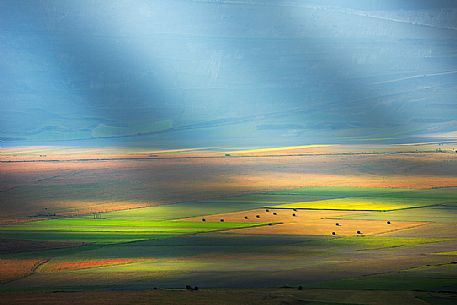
[
  {"left": 306, "top": 262, "right": 457, "bottom": 291},
  {"left": 266, "top": 186, "right": 414, "bottom": 197},
  {"left": 97, "top": 200, "right": 270, "bottom": 220},
  {"left": 0, "top": 218, "right": 267, "bottom": 244},
  {"left": 237, "top": 186, "right": 457, "bottom": 211},
  {"left": 321, "top": 236, "right": 451, "bottom": 249},
  {"left": 338, "top": 206, "right": 457, "bottom": 222},
  {"left": 1, "top": 185, "right": 456, "bottom": 295},
  {"left": 69, "top": 186, "right": 457, "bottom": 221}
]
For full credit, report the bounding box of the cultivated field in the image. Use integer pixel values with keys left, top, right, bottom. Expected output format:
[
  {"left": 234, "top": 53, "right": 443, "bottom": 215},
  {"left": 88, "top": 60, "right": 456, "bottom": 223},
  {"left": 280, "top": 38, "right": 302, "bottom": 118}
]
[
  {"left": 1, "top": 145, "right": 456, "bottom": 304},
  {"left": 184, "top": 208, "right": 427, "bottom": 236}
]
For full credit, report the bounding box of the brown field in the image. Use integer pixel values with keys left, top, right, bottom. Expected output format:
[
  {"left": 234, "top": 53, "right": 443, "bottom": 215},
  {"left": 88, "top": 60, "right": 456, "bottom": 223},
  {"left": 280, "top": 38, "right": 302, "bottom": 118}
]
[
  {"left": 185, "top": 208, "right": 428, "bottom": 236},
  {"left": 0, "top": 259, "right": 46, "bottom": 284},
  {"left": 0, "top": 218, "right": 46, "bottom": 225},
  {"left": 380, "top": 222, "right": 457, "bottom": 238},
  {"left": 41, "top": 258, "right": 153, "bottom": 272},
  {"left": 2, "top": 145, "right": 457, "bottom": 220}
]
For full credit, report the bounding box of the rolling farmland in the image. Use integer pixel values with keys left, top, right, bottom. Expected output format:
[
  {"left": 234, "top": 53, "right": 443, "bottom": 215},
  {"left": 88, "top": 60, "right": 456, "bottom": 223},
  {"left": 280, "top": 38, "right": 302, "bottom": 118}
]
[{"left": 1, "top": 146, "right": 457, "bottom": 304}]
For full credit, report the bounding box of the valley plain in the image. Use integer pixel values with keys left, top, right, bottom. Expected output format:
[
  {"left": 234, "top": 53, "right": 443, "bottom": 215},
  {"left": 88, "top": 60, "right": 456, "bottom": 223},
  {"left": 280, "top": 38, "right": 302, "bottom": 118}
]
[{"left": 1, "top": 144, "right": 456, "bottom": 304}]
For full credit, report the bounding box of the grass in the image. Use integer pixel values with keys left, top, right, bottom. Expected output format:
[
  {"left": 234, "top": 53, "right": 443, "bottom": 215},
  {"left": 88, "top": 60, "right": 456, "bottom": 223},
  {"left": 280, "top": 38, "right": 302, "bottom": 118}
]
[
  {"left": 338, "top": 206, "right": 457, "bottom": 222},
  {"left": 40, "top": 258, "right": 152, "bottom": 272},
  {"left": 306, "top": 274, "right": 457, "bottom": 291},
  {"left": 4, "top": 218, "right": 259, "bottom": 229},
  {"left": 307, "top": 263, "right": 457, "bottom": 291},
  {"left": 79, "top": 258, "right": 209, "bottom": 273},
  {"left": 266, "top": 186, "right": 457, "bottom": 202},
  {"left": 433, "top": 250, "right": 457, "bottom": 255},
  {"left": 271, "top": 197, "right": 436, "bottom": 211},
  {"left": 98, "top": 201, "right": 268, "bottom": 220},
  {"left": 327, "top": 236, "right": 450, "bottom": 249},
  {"left": 0, "top": 231, "right": 178, "bottom": 244},
  {"left": 266, "top": 186, "right": 414, "bottom": 197},
  {"left": 185, "top": 186, "right": 457, "bottom": 212},
  {"left": 87, "top": 187, "right": 457, "bottom": 220},
  {"left": 1, "top": 185, "right": 456, "bottom": 293},
  {"left": 0, "top": 218, "right": 267, "bottom": 244}
]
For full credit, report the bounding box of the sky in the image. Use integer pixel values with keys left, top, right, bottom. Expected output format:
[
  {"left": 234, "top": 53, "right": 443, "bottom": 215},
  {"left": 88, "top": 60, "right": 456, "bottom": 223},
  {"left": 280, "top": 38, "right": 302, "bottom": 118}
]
[{"left": 1, "top": 0, "right": 457, "bottom": 148}]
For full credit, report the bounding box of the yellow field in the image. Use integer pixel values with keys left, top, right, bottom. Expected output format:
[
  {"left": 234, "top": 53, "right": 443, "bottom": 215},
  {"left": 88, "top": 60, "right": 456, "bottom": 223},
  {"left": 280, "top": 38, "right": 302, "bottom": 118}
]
[
  {"left": 226, "top": 144, "right": 333, "bottom": 155},
  {"left": 272, "top": 198, "right": 423, "bottom": 211}
]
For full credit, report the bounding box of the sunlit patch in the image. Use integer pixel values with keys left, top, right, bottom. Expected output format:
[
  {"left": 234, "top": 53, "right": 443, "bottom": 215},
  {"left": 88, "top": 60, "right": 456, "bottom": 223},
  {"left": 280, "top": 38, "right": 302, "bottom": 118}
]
[
  {"left": 0, "top": 146, "right": 214, "bottom": 162},
  {"left": 185, "top": 208, "right": 428, "bottom": 236},
  {"left": 41, "top": 258, "right": 152, "bottom": 272},
  {"left": 271, "top": 197, "right": 436, "bottom": 211},
  {"left": 226, "top": 145, "right": 334, "bottom": 155},
  {"left": 431, "top": 250, "right": 457, "bottom": 255}
]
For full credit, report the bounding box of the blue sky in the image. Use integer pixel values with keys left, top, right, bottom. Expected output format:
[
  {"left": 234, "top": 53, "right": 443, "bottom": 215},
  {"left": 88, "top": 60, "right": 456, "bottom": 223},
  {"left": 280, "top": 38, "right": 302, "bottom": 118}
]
[{"left": 1, "top": 0, "right": 457, "bottom": 147}]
